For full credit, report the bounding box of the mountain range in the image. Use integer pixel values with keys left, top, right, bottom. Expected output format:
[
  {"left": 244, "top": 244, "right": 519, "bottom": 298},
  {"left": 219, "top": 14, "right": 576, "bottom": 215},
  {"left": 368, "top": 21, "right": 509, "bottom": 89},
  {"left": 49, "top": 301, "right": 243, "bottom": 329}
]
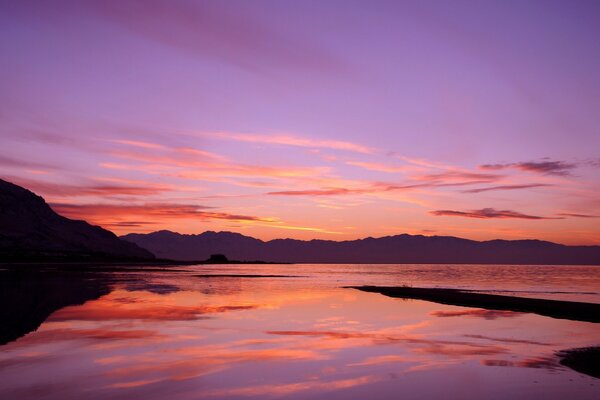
[
  {"left": 122, "top": 230, "right": 600, "bottom": 265},
  {"left": 0, "top": 179, "right": 153, "bottom": 261},
  {"left": 2, "top": 178, "right": 599, "bottom": 265}
]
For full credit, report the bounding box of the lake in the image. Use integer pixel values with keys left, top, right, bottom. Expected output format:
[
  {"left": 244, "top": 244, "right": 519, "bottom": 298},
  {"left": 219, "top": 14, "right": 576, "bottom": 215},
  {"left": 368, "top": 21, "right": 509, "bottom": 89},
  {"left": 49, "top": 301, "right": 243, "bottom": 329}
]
[{"left": 0, "top": 264, "right": 598, "bottom": 399}]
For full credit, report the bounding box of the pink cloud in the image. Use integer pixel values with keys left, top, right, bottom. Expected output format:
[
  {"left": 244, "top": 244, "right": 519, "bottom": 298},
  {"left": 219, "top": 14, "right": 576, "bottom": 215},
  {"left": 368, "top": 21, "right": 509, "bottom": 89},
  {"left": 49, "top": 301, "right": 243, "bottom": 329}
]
[
  {"left": 50, "top": 203, "right": 277, "bottom": 229},
  {"left": 210, "top": 132, "right": 375, "bottom": 154},
  {"left": 463, "top": 183, "right": 552, "bottom": 193}
]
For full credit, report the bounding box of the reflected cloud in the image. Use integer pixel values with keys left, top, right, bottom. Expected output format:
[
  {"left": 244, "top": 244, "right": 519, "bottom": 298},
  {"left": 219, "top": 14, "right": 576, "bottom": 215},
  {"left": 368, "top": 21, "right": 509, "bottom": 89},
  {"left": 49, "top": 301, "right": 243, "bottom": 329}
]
[
  {"left": 266, "top": 329, "right": 508, "bottom": 358},
  {"left": 483, "top": 356, "right": 559, "bottom": 370},
  {"left": 15, "top": 328, "right": 164, "bottom": 345},
  {"left": 464, "top": 334, "right": 552, "bottom": 346},
  {"left": 103, "top": 345, "right": 327, "bottom": 385},
  {"left": 202, "top": 375, "right": 382, "bottom": 397},
  {"left": 349, "top": 354, "right": 411, "bottom": 367},
  {"left": 430, "top": 309, "right": 523, "bottom": 320},
  {"left": 414, "top": 344, "right": 505, "bottom": 356},
  {"left": 2, "top": 272, "right": 596, "bottom": 399},
  {"left": 48, "top": 290, "right": 260, "bottom": 322}
]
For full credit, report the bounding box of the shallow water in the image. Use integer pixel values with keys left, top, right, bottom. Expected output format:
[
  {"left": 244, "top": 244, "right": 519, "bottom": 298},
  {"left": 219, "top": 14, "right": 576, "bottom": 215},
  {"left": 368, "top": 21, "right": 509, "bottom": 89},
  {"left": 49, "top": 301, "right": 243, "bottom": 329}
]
[{"left": 0, "top": 264, "right": 599, "bottom": 399}]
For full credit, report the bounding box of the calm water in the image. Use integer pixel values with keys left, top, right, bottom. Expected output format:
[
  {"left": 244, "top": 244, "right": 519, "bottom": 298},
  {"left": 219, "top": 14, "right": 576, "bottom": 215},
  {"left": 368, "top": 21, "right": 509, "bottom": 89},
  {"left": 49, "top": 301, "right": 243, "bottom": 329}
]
[{"left": 0, "top": 264, "right": 599, "bottom": 399}]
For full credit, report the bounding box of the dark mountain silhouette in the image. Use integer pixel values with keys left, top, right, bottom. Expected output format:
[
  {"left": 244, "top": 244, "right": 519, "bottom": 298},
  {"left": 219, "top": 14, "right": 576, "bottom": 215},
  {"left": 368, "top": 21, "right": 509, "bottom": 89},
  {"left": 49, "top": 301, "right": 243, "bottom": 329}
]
[
  {"left": 0, "top": 179, "right": 153, "bottom": 261},
  {"left": 122, "top": 230, "right": 600, "bottom": 265}
]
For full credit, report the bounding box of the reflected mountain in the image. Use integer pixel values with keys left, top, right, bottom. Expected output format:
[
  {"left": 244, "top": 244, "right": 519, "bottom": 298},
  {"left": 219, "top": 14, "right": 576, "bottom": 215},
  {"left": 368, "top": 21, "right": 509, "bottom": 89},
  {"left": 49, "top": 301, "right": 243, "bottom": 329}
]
[{"left": 0, "top": 270, "right": 110, "bottom": 345}]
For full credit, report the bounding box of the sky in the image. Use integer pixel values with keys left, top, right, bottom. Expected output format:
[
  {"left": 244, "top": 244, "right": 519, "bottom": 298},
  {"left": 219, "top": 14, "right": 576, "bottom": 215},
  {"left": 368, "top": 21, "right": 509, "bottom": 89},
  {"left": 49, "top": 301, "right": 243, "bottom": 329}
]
[{"left": 1, "top": 0, "right": 599, "bottom": 244}]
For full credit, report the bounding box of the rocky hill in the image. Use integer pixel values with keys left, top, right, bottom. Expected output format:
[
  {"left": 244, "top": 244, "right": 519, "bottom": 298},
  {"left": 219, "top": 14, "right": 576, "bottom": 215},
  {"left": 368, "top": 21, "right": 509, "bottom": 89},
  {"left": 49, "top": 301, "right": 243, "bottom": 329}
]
[{"left": 0, "top": 179, "right": 154, "bottom": 261}]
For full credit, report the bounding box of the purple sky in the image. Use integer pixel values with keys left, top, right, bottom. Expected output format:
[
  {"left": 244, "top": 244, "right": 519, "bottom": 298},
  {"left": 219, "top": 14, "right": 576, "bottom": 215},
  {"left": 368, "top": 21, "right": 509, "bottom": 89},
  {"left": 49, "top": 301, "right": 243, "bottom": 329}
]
[{"left": 1, "top": 0, "right": 599, "bottom": 244}]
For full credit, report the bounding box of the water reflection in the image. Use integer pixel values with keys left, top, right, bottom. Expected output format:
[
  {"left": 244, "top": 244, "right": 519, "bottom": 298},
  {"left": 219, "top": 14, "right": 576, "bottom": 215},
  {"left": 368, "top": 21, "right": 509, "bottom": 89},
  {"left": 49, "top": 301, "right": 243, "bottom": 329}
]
[
  {"left": 0, "top": 270, "right": 109, "bottom": 345},
  {"left": 430, "top": 309, "right": 523, "bottom": 319},
  {"left": 0, "top": 267, "right": 598, "bottom": 399}
]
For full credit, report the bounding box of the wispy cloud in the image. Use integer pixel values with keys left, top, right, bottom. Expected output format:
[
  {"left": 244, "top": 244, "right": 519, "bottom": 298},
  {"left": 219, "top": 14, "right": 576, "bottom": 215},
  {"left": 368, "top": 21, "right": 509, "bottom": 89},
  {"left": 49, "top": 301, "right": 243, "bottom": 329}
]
[
  {"left": 209, "top": 132, "right": 375, "bottom": 154},
  {"left": 81, "top": 0, "right": 346, "bottom": 75},
  {"left": 0, "top": 155, "right": 59, "bottom": 171},
  {"left": 346, "top": 161, "right": 412, "bottom": 173},
  {"left": 266, "top": 182, "right": 427, "bottom": 197},
  {"left": 463, "top": 183, "right": 552, "bottom": 193},
  {"left": 557, "top": 212, "right": 600, "bottom": 218},
  {"left": 480, "top": 160, "right": 577, "bottom": 176},
  {"left": 417, "top": 171, "right": 503, "bottom": 182},
  {"left": 108, "top": 142, "right": 330, "bottom": 184},
  {"left": 430, "top": 208, "right": 561, "bottom": 220},
  {"left": 51, "top": 203, "right": 276, "bottom": 227},
  {"left": 268, "top": 188, "right": 363, "bottom": 196},
  {"left": 6, "top": 176, "right": 180, "bottom": 198}
]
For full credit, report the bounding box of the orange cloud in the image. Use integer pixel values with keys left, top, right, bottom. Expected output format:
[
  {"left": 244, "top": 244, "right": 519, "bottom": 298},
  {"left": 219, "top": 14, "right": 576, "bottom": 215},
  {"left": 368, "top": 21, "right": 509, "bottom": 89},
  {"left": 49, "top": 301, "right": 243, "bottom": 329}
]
[{"left": 49, "top": 202, "right": 277, "bottom": 232}]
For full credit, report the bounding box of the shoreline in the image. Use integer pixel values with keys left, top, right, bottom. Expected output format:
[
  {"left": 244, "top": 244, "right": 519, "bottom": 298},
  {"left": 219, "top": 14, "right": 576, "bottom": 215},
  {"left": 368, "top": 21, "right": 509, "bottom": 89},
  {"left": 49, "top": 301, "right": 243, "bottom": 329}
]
[{"left": 350, "top": 286, "right": 600, "bottom": 323}]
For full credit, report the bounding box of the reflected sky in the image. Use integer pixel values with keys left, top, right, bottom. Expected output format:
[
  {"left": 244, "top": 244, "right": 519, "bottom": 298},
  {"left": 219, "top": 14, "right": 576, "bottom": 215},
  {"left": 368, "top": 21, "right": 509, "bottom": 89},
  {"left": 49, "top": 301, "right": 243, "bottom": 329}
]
[{"left": 0, "top": 266, "right": 598, "bottom": 399}]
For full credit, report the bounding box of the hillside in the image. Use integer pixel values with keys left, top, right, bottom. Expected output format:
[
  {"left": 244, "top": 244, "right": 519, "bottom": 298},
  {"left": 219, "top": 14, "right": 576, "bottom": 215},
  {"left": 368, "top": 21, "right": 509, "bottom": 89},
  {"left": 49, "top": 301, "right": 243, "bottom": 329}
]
[{"left": 0, "top": 179, "right": 154, "bottom": 261}]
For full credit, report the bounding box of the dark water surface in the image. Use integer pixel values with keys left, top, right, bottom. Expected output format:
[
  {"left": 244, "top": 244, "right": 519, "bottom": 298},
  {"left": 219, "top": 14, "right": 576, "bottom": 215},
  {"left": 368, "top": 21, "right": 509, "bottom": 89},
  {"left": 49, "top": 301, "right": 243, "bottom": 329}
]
[{"left": 0, "top": 264, "right": 598, "bottom": 399}]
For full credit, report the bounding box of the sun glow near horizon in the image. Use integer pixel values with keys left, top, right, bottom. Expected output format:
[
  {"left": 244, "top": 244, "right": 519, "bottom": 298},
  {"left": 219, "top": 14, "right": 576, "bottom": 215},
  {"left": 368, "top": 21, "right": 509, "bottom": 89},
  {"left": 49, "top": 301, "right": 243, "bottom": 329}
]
[{"left": 1, "top": 1, "right": 599, "bottom": 245}]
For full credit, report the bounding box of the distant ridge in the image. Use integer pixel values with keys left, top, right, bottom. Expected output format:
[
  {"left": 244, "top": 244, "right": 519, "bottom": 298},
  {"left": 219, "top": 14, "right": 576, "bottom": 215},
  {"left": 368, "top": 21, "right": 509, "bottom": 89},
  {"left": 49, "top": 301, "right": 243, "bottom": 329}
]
[
  {"left": 122, "top": 230, "right": 600, "bottom": 265},
  {"left": 0, "top": 179, "right": 154, "bottom": 261}
]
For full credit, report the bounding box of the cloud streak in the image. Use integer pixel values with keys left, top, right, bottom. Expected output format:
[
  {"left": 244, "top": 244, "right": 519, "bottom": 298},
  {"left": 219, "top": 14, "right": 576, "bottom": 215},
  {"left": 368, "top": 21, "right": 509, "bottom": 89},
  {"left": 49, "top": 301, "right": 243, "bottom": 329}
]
[
  {"left": 6, "top": 176, "right": 179, "bottom": 198},
  {"left": 209, "top": 132, "right": 375, "bottom": 154},
  {"left": 50, "top": 203, "right": 276, "bottom": 228},
  {"left": 557, "top": 213, "right": 600, "bottom": 218},
  {"left": 78, "top": 0, "right": 346, "bottom": 75},
  {"left": 481, "top": 160, "right": 577, "bottom": 176},
  {"left": 430, "top": 208, "right": 561, "bottom": 220},
  {"left": 463, "top": 184, "right": 552, "bottom": 193}
]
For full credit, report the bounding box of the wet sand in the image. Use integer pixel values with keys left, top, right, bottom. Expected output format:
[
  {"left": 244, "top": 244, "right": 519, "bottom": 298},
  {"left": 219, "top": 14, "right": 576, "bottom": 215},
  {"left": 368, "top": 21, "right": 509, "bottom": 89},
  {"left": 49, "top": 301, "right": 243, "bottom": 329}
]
[{"left": 557, "top": 347, "right": 600, "bottom": 379}]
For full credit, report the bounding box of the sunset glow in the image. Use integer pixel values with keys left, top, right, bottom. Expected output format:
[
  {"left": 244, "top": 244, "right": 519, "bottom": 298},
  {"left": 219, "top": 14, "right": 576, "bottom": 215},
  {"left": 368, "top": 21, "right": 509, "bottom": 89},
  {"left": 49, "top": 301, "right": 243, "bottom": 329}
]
[{"left": 1, "top": 1, "right": 599, "bottom": 244}]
